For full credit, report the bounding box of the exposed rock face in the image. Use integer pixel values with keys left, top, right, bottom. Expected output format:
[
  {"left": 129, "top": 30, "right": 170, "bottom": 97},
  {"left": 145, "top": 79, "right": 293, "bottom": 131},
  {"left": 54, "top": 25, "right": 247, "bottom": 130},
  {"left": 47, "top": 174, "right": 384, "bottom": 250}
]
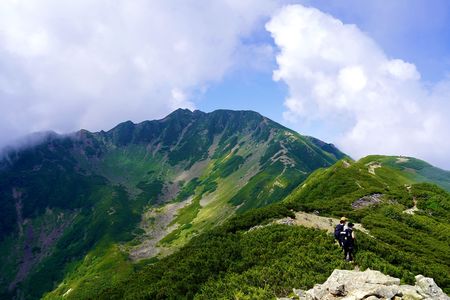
[
  {"left": 352, "top": 194, "right": 383, "bottom": 209},
  {"left": 285, "top": 269, "right": 449, "bottom": 300}
]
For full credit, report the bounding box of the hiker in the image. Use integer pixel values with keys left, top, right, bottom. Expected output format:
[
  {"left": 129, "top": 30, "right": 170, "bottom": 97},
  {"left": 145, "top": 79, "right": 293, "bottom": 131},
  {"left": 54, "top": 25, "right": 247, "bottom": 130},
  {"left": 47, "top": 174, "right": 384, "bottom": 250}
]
[
  {"left": 343, "top": 222, "right": 356, "bottom": 262},
  {"left": 334, "top": 217, "right": 347, "bottom": 248}
]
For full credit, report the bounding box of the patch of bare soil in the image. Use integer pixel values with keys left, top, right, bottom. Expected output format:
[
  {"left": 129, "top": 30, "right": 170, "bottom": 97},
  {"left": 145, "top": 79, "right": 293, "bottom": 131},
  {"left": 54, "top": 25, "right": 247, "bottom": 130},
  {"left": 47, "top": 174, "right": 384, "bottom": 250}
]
[
  {"left": 271, "top": 211, "right": 372, "bottom": 237},
  {"left": 403, "top": 197, "right": 419, "bottom": 215},
  {"left": 270, "top": 141, "right": 296, "bottom": 169},
  {"left": 294, "top": 212, "right": 371, "bottom": 236},
  {"left": 366, "top": 162, "right": 382, "bottom": 175},
  {"left": 159, "top": 181, "right": 182, "bottom": 203},
  {"left": 396, "top": 157, "right": 410, "bottom": 163},
  {"left": 129, "top": 198, "right": 192, "bottom": 260}
]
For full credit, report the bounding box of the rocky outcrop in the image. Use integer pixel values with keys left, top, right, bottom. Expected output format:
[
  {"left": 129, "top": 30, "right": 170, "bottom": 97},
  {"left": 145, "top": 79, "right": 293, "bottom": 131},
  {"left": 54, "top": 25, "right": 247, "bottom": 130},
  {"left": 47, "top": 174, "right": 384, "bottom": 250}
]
[
  {"left": 352, "top": 194, "right": 383, "bottom": 209},
  {"left": 281, "top": 269, "right": 449, "bottom": 300}
]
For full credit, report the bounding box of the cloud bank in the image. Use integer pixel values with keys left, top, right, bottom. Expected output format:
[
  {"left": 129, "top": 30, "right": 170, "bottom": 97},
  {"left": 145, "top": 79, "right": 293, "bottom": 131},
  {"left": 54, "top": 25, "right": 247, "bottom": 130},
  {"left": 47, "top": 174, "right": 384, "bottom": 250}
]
[
  {"left": 0, "top": 0, "right": 276, "bottom": 147},
  {"left": 267, "top": 4, "right": 450, "bottom": 169}
]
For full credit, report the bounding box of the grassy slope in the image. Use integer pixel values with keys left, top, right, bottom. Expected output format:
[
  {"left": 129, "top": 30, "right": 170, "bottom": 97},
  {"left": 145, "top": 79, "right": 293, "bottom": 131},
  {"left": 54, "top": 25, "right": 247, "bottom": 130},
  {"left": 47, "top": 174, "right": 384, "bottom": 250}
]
[
  {"left": 0, "top": 137, "right": 157, "bottom": 299},
  {"left": 284, "top": 157, "right": 450, "bottom": 291},
  {"left": 0, "top": 110, "right": 345, "bottom": 299},
  {"left": 3, "top": 117, "right": 448, "bottom": 300},
  {"left": 43, "top": 244, "right": 134, "bottom": 300},
  {"left": 93, "top": 156, "right": 450, "bottom": 299},
  {"left": 19, "top": 185, "right": 146, "bottom": 300},
  {"left": 283, "top": 158, "right": 414, "bottom": 217},
  {"left": 155, "top": 124, "right": 347, "bottom": 251},
  {"left": 47, "top": 119, "right": 343, "bottom": 299},
  {"left": 76, "top": 205, "right": 350, "bottom": 299},
  {"left": 364, "top": 155, "right": 450, "bottom": 192}
]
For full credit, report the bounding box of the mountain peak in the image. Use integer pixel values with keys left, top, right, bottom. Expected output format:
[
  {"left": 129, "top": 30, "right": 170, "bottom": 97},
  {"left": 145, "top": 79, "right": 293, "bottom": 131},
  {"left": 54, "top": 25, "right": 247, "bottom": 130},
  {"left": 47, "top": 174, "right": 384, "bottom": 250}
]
[
  {"left": 1, "top": 108, "right": 449, "bottom": 299},
  {"left": 164, "top": 108, "right": 194, "bottom": 118}
]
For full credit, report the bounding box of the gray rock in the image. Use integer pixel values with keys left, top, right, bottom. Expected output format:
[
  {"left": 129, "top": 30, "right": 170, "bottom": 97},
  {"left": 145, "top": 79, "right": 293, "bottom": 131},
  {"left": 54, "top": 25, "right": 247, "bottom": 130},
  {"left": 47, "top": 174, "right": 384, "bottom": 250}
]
[
  {"left": 415, "top": 275, "right": 450, "bottom": 300},
  {"left": 352, "top": 194, "right": 383, "bottom": 209},
  {"left": 328, "top": 283, "right": 345, "bottom": 296},
  {"left": 399, "top": 285, "right": 425, "bottom": 300},
  {"left": 372, "top": 285, "right": 400, "bottom": 299},
  {"left": 276, "top": 217, "right": 296, "bottom": 226},
  {"left": 293, "top": 288, "right": 307, "bottom": 299},
  {"left": 306, "top": 284, "right": 328, "bottom": 300},
  {"left": 287, "top": 269, "right": 449, "bottom": 300}
]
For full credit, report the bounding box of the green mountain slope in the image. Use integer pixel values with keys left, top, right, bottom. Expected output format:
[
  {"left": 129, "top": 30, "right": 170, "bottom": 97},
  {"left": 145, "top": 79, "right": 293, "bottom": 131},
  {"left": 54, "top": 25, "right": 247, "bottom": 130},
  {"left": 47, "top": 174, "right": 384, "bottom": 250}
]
[
  {"left": 94, "top": 156, "right": 449, "bottom": 299},
  {"left": 284, "top": 155, "right": 450, "bottom": 215},
  {"left": 0, "top": 109, "right": 345, "bottom": 299},
  {"left": 284, "top": 157, "right": 450, "bottom": 293},
  {"left": 361, "top": 155, "right": 450, "bottom": 192}
]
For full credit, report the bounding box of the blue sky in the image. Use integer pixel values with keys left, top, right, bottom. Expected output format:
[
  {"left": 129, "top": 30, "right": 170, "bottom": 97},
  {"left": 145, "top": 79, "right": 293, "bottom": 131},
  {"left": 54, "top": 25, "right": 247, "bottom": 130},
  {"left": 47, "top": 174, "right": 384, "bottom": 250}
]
[
  {"left": 200, "top": 0, "right": 450, "bottom": 169},
  {"left": 0, "top": 0, "right": 449, "bottom": 168},
  {"left": 202, "top": 0, "right": 450, "bottom": 121}
]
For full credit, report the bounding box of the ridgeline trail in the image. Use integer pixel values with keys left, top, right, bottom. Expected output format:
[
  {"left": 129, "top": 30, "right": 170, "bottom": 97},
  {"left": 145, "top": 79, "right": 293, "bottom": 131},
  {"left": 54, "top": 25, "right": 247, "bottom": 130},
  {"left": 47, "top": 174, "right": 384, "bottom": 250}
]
[{"left": 278, "top": 211, "right": 371, "bottom": 237}]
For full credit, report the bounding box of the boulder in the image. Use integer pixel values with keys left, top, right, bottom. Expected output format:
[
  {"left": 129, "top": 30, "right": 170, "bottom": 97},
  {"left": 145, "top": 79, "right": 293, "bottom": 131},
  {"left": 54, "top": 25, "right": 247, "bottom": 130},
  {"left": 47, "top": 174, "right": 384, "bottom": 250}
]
[
  {"left": 415, "top": 275, "right": 449, "bottom": 300},
  {"left": 281, "top": 269, "right": 449, "bottom": 300},
  {"left": 399, "top": 285, "right": 424, "bottom": 300},
  {"left": 293, "top": 288, "right": 307, "bottom": 299}
]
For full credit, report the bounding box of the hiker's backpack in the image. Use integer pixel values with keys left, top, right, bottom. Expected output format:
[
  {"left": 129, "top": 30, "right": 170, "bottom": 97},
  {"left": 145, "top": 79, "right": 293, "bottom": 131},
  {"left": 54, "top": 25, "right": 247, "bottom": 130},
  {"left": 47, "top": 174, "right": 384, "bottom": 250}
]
[
  {"left": 334, "top": 224, "right": 344, "bottom": 240},
  {"left": 343, "top": 228, "right": 354, "bottom": 246}
]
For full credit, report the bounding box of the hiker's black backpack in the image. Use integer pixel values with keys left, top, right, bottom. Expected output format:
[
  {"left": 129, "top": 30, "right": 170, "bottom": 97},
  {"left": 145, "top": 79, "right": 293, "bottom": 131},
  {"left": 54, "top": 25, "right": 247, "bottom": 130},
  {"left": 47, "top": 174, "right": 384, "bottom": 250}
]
[
  {"left": 343, "top": 228, "right": 354, "bottom": 247},
  {"left": 334, "top": 224, "right": 344, "bottom": 240}
]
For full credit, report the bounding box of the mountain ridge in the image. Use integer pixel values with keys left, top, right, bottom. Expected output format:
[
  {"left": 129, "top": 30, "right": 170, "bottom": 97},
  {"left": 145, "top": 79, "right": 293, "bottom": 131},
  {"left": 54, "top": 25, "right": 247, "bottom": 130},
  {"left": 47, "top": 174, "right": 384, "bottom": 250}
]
[
  {"left": 94, "top": 153, "right": 449, "bottom": 299},
  {"left": 0, "top": 108, "right": 345, "bottom": 299},
  {"left": 0, "top": 109, "right": 448, "bottom": 299}
]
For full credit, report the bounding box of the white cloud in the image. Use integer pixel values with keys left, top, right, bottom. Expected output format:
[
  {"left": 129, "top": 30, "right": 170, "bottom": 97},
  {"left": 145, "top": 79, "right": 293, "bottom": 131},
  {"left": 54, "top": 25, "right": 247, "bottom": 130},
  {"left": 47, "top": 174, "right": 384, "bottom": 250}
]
[
  {"left": 267, "top": 4, "right": 450, "bottom": 169},
  {"left": 338, "top": 66, "right": 367, "bottom": 94},
  {"left": 0, "top": 0, "right": 276, "bottom": 147}
]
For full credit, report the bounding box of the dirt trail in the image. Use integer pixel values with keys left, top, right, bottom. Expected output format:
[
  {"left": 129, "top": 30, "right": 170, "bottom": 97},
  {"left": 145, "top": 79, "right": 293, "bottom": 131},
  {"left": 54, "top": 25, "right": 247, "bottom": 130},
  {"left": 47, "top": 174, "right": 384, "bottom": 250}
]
[
  {"left": 403, "top": 197, "right": 419, "bottom": 215},
  {"left": 281, "top": 211, "right": 371, "bottom": 236},
  {"left": 403, "top": 185, "right": 419, "bottom": 215}
]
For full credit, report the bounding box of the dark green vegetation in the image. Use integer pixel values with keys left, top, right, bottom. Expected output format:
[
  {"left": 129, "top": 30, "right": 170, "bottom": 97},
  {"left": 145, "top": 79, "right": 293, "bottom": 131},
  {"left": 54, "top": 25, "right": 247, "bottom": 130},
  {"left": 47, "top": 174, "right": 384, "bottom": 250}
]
[
  {"left": 87, "top": 157, "right": 449, "bottom": 299},
  {"left": 101, "top": 222, "right": 350, "bottom": 299},
  {"left": 1, "top": 109, "right": 448, "bottom": 299},
  {"left": 0, "top": 109, "right": 345, "bottom": 299},
  {"left": 0, "top": 142, "right": 144, "bottom": 299},
  {"left": 284, "top": 158, "right": 450, "bottom": 292},
  {"left": 75, "top": 174, "right": 450, "bottom": 299}
]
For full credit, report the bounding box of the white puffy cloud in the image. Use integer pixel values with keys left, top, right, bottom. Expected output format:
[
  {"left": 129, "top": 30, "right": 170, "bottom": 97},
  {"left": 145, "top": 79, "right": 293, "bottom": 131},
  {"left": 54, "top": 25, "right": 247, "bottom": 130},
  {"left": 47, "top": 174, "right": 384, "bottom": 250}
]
[
  {"left": 0, "top": 0, "right": 276, "bottom": 147},
  {"left": 267, "top": 4, "right": 450, "bottom": 169}
]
